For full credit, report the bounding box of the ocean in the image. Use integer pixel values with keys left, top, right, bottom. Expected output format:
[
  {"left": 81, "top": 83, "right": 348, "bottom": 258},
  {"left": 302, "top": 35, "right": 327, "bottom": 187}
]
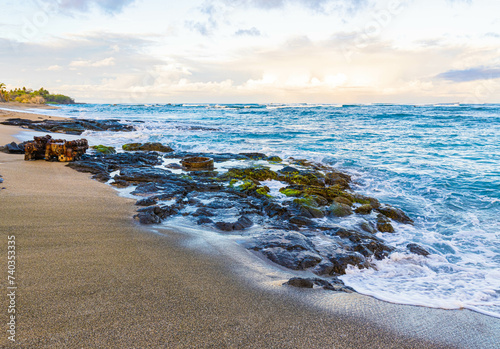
[{"left": 26, "top": 103, "right": 500, "bottom": 318}]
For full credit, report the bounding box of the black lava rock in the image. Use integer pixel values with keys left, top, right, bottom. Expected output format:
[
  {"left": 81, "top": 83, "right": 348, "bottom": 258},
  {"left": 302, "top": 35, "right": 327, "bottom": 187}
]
[{"left": 407, "top": 243, "right": 430, "bottom": 256}]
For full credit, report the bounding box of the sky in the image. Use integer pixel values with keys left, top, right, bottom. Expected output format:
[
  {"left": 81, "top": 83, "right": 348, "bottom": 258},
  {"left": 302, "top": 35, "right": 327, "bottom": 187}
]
[{"left": 0, "top": 0, "right": 499, "bottom": 104}]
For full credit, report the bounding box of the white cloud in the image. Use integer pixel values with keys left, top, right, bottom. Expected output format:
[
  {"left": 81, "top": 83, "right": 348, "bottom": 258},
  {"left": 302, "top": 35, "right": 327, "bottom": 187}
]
[
  {"left": 69, "top": 57, "right": 116, "bottom": 67},
  {"left": 47, "top": 65, "right": 63, "bottom": 71}
]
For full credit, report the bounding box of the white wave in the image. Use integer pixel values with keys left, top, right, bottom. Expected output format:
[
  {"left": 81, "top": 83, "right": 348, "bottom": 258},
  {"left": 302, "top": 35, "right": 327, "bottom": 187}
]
[{"left": 340, "top": 253, "right": 500, "bottom": 318}]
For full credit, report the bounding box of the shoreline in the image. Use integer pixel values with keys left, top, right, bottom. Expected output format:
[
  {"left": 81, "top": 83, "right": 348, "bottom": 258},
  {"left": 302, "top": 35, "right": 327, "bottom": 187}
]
[{"left": 1, "top": 108, "right": 499, "bottom": 347}]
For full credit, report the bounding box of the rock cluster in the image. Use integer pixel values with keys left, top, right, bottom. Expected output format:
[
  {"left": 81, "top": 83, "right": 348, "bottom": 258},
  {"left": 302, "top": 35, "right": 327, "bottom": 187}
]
[
  {"left": 65, "top": 149, "right": 429, "bottom": 284},
  {"left": 0, "top": 118, "right": 134, "bottom": 135}
]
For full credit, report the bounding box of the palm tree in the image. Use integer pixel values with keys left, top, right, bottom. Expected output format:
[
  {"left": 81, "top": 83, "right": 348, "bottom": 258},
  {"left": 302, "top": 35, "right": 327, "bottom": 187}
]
[{"left": 0, "top": 83, "right": 8, "bottom": 102}]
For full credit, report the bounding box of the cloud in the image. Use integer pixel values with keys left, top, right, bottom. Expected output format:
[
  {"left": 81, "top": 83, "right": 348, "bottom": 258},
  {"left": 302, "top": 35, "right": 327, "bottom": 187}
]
[
  {"left": 485, "top": 32, "right": 500, "bottom": 38},
  {"left": 436, "top": 67, "right": 500, "bottom": 82},
  {"left": 69, "top": 57, "right": 116, "bottom": 67},
  {"left": 0, "top": 33, "right": 164, "bottom": 98},
  {"left": 218, "top": 0, "right": 369, "bottom": 13},
  {"left": 47, "top": 65, "right": 63, "bottom": 71},
  {"left": 235, "top": 27, "right": 261, "bottom": 36},
  {"left": 186, "top": 3, "right": 220, "bottom": 36},
  {"left": 42, "top": 0, "right": 136, "bottom": 15}
]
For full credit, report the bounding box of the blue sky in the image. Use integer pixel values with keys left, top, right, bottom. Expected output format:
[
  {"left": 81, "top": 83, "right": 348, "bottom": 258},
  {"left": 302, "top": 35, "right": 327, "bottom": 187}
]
[{"left": 1, "top": 0, "right": 499, "bottom": 103}]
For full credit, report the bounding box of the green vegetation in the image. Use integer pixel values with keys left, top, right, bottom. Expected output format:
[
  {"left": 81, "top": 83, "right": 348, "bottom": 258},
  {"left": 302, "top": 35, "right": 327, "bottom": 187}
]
[
  {"left": 279, "top": 188, "right": 303, "bottom": 197},
  {"left": 91, "top": 145, "right": 116, "bottom": 154},
  {"left": 0, "top": 84, "right": 75, "bottom": 104}
]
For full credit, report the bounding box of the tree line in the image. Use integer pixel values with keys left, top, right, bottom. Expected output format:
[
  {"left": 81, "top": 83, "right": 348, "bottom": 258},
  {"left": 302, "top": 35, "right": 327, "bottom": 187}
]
[{"left": 0, "top": 83, "right": 75, "bottom": 104}]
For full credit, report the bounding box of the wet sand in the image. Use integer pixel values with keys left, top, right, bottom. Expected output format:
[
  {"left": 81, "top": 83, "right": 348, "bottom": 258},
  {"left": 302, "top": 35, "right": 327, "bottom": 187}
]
[{"left": 0, "top": 108, "right": 498, "bottom": 348}]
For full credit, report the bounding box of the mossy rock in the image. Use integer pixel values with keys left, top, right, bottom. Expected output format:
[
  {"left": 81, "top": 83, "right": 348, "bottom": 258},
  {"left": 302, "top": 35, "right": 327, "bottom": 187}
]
[
  {"left": 256, "top": 186, "right": 272, "bottom": 198},
  {"left": 293, "top": 196, "right": 325, "bottom": 218},
  {"left": 302, "top": 205, "right": 325, "bottom": 219},
  {"left": 91, "top": 145, "right": 116, "bottom": 154},
  {"left": 293, "top": 196, "right": 319, "bottom": 208},
  {"left": 377, "top": 222, "right": 395, "bottom": 233},
  {"left": 355, "top": 204, "right": 373, "bottom": 215},
  {"left": 325, "top": 186, "right": 354, "bottom": 203},
  {"left": 267, "top": 156, "right": 282, "bottom": 162},
  {"left": 333, "top": 196, "right": 353, "bottom": 206},
  {"left": 280, "top": 172, "right": 325, "bottom": 187},
  {"left": 290, "top": 159, "right": 314, "bottom": 168},
  {"left": 224, "top": 167, "right": 278, "bottom": 182},
  {"left": 279, "top": 188, "right": 303, "bottom": 197},
  {"left": 329, "top": 202, "right": 353, "bottom": 217},
  {"left": 309, "top": 194, "right": 328, "bottom": 206},
  {"left": 376, "top": 214, "right": 395, "bottom": 233},
  {"left": 122, "top": 142, "right": 173, "bottom": 153},
  {"left": 235, "top": 179, "right": 258, "bottom": 192},
  {"left": 325, "top": 172, "right": 351, "bottom": 189},
  {"left": 229, "top": 179, "right": 239, "bottom": 187}
]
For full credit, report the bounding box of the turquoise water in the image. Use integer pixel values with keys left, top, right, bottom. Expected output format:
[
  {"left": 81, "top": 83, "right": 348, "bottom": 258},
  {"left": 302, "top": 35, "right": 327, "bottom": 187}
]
[{"left": 31, "top": 103, "right": 500, "bottom": 317}]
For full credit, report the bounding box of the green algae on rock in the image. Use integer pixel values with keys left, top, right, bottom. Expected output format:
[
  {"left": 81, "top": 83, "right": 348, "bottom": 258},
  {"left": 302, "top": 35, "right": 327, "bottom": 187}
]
[{"left": 91, "top": 145, "right": 116, "bottom": 154}]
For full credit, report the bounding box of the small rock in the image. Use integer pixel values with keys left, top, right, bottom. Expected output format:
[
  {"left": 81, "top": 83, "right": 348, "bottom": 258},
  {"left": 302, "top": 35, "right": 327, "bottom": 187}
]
[
  {"left": 215, "top": 215, "right": 253, "bottom": 231},
  {"left": 91, "top": 173, "right": 111, "bottom": 182},
  {"left": 91, "top": 145, "right": 116, "bottom": 154},
  {"left": 192, "top": 207, "right": 216, "bottom": 217},
  {"left": 376, "top": 214, "right": 395, "bottom": 233},
  {"left": 285, "top": 277, "right": 314, "bottom": 288},
  {"left": 278, "top": 166, "right": 300, "bottom": 174},
  {"left": 134, "top": 212, "right": 161, "bottom": 224},
  {"left": 355, "top": 204, "right": 373, "bottom": 215},
  {"left": 263, "top": 248, "right": 322, "bottom": 270},
  {"left": 333, "top": 196, "right": 352, "bottom": 206},
  {"left": 131, "top": 183, "right": 160, "bottom": 195},
  {"left": 267, "top": 155, "right": 282, "bottom": 162},
  {"left": 325, "top": 172, "right": 351, "bottom": 189},
  {"left": 289, "top": 216, "right": 314, "bottom": 226},
  {"left": 197, "top": 217, "right": 213, "bottom": 225},
  {"left": 165, "top": 163, "right": 182, "bottom": 169},
  {"left": 239, "top": 152, "right": 267, "bottom": 160},
  {"left": 6, "top": 142, "right": 24, "bottom": 154},
  {"left": 135, "top": 197, "right": 157, "bottom": 206},
  {"left": 329, "top": 202, "right": 353, "bottom": 217},
  {"left": 329, "top": 252, "right": 367, "bottom": 274},
  {"left": 110, "top": 179, "right": 130, "bottom": 188},
  {"left": 377, "top": 205, "right": 413, "bottom": 224},
  {"left": 407, "top": 243, "right": 430, "bottom": 256}
]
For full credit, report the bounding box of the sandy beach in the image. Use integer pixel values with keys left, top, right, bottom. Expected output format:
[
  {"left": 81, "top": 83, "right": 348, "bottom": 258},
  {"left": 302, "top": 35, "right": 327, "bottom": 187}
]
[{"left": 1, "top": 106, "right": 499, "bottom": 348}]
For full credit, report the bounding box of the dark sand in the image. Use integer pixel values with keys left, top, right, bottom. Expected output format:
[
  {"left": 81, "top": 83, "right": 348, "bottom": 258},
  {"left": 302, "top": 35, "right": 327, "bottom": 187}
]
[{"left": 0, "top": 108, "right": 498, "bottom": 348}]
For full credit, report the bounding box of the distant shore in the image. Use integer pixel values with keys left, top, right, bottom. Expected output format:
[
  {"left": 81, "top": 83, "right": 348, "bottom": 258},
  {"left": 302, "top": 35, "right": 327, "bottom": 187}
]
[
  {"left": 0, "top": 106, "right": 499, "bottom": 348},
  {"left": 0, "top": 101, "right": 60, "bottom": 110}
]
